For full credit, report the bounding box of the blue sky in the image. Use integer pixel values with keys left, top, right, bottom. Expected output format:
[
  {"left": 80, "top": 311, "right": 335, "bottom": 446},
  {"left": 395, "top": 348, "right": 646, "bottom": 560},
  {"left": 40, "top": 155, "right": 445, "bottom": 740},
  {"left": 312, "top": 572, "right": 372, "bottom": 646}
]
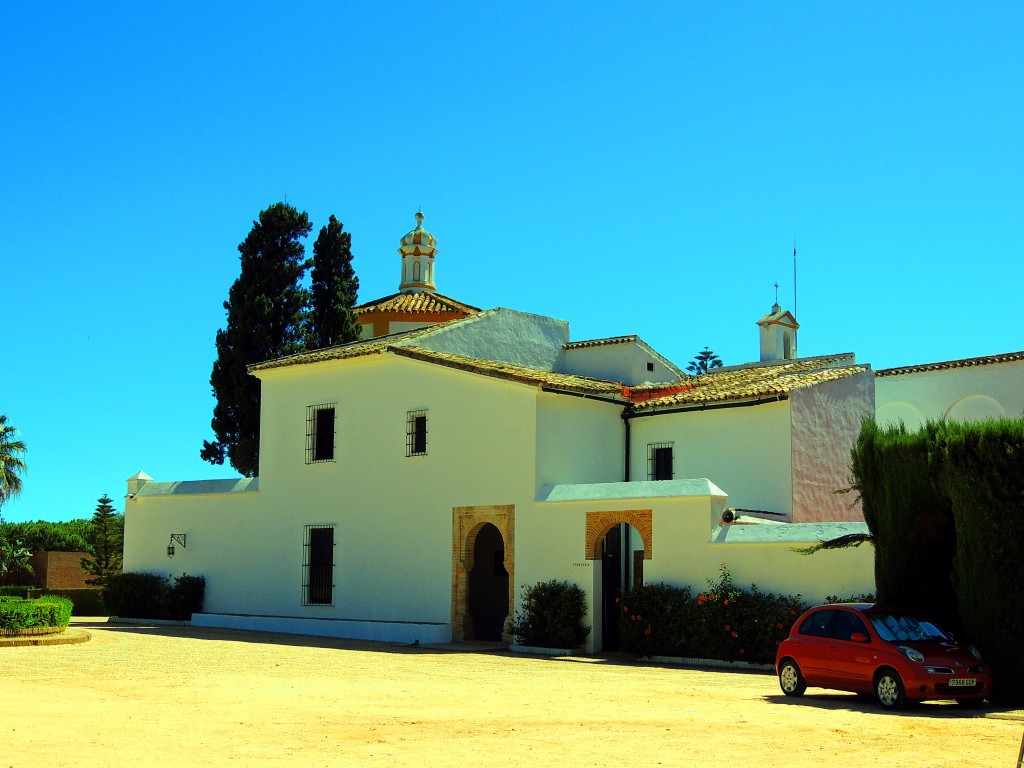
[{"left": 3, "top": 2, "right": 1022, "bottom": 523}]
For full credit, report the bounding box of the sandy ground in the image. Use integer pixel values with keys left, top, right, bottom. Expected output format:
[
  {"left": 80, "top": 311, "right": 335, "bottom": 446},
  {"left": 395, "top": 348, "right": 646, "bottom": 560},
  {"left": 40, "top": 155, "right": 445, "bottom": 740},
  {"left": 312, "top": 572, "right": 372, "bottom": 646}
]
[{"left": 1, "top": 619, "right": 1021, "bottom": 768}]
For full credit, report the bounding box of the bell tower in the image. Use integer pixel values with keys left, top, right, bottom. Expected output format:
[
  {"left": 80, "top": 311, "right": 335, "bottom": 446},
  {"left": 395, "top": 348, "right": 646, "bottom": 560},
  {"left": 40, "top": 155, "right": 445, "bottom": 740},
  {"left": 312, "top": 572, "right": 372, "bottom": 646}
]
[
  {"left": 757, "top": 301, "right": 799, "bottom": 361},
  {"left": 398, "top": 211, "right": 437, "bottom": 294}
]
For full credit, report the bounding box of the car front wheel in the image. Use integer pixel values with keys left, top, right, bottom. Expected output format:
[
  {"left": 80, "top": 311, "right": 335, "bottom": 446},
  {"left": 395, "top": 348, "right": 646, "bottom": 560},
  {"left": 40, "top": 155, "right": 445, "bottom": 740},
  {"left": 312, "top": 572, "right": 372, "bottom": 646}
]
[
  {"left": 874, "top": 668, "right": 905, "bottom": 710},
  {"left": 778, "top": 659, "right": 806, "bottom": 697}
]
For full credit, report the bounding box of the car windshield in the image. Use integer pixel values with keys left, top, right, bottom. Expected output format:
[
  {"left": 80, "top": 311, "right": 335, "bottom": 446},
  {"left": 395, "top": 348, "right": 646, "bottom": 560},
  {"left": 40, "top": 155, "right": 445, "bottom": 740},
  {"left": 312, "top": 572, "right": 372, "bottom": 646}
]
[{"left": 868, "top": 612, "right": 948, "bottom": 643}]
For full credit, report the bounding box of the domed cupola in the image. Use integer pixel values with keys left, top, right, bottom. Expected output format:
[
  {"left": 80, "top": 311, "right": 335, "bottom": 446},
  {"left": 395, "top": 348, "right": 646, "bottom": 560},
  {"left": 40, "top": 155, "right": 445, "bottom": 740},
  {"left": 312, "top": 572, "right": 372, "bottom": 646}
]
[{"left": 398, "top": 211, "right": 438, "bottom": 293}]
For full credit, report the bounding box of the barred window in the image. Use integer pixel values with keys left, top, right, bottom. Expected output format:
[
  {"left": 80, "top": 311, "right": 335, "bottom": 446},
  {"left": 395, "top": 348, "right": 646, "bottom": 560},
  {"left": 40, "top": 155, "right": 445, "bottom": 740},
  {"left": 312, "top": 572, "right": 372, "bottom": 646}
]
[
  {"left": 648, "top": 442, "right": 674, "bottom": 480},
  {"left": 302, "top": 524, "right": 335, "bottom": 606},
  {"left": 306, "top": 404, "right": 336, "bottom": 463},
  {"left": 406, "top": 409, "right": 427, "bottom": 457}
]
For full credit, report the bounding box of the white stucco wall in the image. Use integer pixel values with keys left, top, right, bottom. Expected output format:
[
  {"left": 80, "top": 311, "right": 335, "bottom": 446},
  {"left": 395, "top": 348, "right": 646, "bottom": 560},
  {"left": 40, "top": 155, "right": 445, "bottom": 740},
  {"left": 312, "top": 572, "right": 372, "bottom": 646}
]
[
  {"left": 534, "top": 392, "right": 622, "bottom": 487},
  {"left": 127, "top": 352, "right": 543, "bottom": 638},
  {"left": 790, "top": 370, "right": 874, "bottom": 522},
  {"left": 628, "top": 400, "right": 793, "bottom": 515},
  {"left": 875, "top": 359, "right": 1024, "bottom": 429},
  {"left": 406, "top": 308, "right": 569, "bottom": 371},
  {"left": 561, "top": 341, "right": 682, "bottom": 385}
]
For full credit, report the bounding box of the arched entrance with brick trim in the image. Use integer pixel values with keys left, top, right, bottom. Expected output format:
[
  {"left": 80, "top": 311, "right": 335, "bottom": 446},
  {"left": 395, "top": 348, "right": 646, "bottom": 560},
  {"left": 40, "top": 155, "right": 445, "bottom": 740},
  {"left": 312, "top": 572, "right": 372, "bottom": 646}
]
[
  {"left": 585, "top": 510, "right": 652, "bottom": 651},
  {"left": 452, "top": 505, "right": 514, "bottom": 643}
]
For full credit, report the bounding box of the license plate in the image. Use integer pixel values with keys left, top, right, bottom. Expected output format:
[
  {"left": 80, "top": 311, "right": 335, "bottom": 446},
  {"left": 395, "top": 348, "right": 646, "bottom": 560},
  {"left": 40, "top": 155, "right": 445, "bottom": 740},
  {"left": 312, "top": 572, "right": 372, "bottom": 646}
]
[{"left": 949, "top": 678, "right": 976, "bottom": 687}]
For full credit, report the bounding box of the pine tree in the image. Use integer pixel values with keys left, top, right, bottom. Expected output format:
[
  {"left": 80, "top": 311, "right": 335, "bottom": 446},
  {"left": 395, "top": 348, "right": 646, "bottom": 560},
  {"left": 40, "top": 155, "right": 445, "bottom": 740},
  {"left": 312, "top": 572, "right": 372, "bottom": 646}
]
[
  {"left": 80, "top": 494, "right": 124, "bottom": 588},
  {"left": 202, "top": 202, "right": 313, "bottom": 476},
  {"left": 687, "top": 346, "right": 724, "bottom": 375},
  {"left": 308, "top": 215, "right": 361, "bottom": 349}
]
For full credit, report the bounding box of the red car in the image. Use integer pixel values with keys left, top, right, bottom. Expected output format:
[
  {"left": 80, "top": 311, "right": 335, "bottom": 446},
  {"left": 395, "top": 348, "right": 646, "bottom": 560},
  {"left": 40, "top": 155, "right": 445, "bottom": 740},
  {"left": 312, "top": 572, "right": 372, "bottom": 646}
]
[{"left": 775, "top": 603, "right": 992, "bottom": 709}]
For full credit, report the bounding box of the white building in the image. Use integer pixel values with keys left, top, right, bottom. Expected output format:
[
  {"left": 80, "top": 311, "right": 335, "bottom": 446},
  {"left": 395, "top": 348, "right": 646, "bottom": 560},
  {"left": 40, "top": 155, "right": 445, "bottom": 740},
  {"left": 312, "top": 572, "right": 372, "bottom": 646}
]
[{"left": 123, "top": 213, "right": 1018, "bottom": 652}]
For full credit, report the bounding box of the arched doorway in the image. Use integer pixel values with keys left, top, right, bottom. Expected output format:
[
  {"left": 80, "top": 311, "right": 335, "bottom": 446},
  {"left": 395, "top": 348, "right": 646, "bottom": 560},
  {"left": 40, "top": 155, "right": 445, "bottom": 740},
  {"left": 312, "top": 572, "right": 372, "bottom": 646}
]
[
  {"left": 468, "top": 523, "right": 509, "bottom": 641},
  {"left": 585, "top": 510, "right": 653, "bottom": 652},
  {"left": 601, "top": 523, "right": 645, "bottom": 651},
  {"left": 451, "top": 504, "right": 515, "bottom": 643}
]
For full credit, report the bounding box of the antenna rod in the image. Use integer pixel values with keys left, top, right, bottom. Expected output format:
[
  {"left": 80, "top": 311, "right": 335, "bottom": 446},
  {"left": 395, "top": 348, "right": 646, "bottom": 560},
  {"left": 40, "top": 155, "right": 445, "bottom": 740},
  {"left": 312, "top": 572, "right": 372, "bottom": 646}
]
[{"left": 793, "top": 237, "right": 798, "bottom": 317}]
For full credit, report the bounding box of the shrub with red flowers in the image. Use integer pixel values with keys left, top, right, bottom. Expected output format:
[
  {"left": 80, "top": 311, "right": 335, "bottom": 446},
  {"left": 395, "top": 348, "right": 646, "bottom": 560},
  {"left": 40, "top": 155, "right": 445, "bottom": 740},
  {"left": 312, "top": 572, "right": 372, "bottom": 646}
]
[{"left": 618, "top": 566, "right": 808, "bottom": 664}]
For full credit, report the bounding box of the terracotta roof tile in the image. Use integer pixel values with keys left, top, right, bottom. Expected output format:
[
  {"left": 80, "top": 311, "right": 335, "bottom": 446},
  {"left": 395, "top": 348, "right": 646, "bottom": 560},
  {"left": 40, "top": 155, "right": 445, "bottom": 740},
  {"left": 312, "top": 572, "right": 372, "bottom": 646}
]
[
  {"left": 877, "top": 350, "right": 1024, "bottom": 377},
  {"left": 391, "top": 346, "right": 625, "bottom": 397},
  {"left": 630, "top": 355, "right": 867, "bottom": 411},
  {"left": 354, "top": 291, "right": 480, "bottom": 316},
  {"left": 564, "top": 335, "right": 639, "bottom": 349},
  {"left": 248, "top": 324, "right": 451, "bottom": 373}
]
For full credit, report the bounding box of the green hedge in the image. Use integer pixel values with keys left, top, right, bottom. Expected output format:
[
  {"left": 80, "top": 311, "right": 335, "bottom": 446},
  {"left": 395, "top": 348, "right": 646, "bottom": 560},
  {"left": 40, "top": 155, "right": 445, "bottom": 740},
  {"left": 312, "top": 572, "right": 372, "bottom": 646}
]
[
  {"left": 27, "top": 588, "right": 106, "bottom": 616},
  {"left": 851, "top": 420, "right": 958, "bottom": 629},
  {"left": 0, "top": 586, "right": 31, "bottom": 598},
  {"left": 852, "top": 418, "right": 1024, "bottom": 703},
  {"left": 512, "top": 580, "right": 590, "bottom": 648},
  {"left": 936, "top": 420, "right": 1024, "bottom": 704},
  {"left": 618, "top": 570, "right": 808, "bottom": 664},
  {"left": 103, "top": 572, "right": 205, "bottom": 620},
  {"left": 0, "top": 596, "right": 73, "bottom": 632}
]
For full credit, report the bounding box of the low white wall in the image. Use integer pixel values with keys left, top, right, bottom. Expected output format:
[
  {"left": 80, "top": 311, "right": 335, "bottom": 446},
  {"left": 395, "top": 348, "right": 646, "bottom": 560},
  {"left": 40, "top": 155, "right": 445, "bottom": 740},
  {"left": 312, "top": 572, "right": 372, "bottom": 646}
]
[{"left": 192, "top": 613, "right": 450, "bottom": 644}]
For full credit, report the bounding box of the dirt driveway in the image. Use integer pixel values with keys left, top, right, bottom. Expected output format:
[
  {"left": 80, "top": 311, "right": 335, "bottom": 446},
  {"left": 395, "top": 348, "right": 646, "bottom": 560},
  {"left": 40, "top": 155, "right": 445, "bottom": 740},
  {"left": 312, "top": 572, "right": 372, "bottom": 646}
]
[{"left": 2, "top": 619, "right": 1021, "bottom": 767}]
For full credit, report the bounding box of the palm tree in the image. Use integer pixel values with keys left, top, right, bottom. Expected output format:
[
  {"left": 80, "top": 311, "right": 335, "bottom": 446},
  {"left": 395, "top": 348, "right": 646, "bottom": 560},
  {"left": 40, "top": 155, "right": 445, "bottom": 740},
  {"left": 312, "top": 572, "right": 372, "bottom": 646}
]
[
  {"left": 687, "top": 347, "right": 724, "bottom": 375},
  {"left": 0, "top": 414, "right": 27, "bottom": 510}
]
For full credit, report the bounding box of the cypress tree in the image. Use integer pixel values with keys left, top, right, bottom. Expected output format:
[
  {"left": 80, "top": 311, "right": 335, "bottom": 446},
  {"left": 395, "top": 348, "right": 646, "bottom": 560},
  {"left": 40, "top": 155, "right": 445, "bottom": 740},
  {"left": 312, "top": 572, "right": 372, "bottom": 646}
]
[
  {"left": 308, "top": 215, "right": 361, "bottom": 349},
  {"left": 202, "top": 202, "right": 312, "bottom": 476}
]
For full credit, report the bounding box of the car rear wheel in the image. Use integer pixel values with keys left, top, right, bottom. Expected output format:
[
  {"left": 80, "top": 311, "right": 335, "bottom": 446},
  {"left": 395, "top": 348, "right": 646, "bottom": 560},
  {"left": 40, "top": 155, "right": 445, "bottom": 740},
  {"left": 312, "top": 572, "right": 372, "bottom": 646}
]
[
  {"left": 874, "top": 668, "right": 905, "bottom": 710},
  {"left": 778, "top": 659, "right": 806, "bottom": 697}
]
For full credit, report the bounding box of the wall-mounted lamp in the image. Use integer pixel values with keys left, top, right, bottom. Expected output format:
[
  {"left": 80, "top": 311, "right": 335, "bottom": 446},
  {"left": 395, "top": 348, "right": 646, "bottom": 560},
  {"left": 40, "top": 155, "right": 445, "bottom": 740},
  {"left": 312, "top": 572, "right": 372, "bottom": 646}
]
[{"left": 167, "top": 533, "right": 187, "bottom": 558}]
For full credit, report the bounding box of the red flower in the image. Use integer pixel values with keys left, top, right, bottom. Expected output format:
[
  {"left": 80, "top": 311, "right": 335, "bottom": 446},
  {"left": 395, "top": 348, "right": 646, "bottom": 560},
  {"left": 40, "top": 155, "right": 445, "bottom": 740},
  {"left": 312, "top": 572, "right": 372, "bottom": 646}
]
[
  {"left": 623, "top": 605, "right": 629, "bottom": 613},
  {"left": 723, "top": 599, "right": 729, "bottom": 606},
  {"left": 644, "top": 625, "right": 652, "bottom": 637},
  {"left": 776, "top": 623, "right": 783, "bottom": 629},
  {"left": 739, "top": 648, "right": 746, "bottom": 655},
  {"left": 724, "top": 625, "right": 731, "bottom": 631},
  {"left": 615, "top": 597, "right": 620, "bottom": 604},
  {"left": 731, "top": 631, "right": 738, "bottom": 638}
]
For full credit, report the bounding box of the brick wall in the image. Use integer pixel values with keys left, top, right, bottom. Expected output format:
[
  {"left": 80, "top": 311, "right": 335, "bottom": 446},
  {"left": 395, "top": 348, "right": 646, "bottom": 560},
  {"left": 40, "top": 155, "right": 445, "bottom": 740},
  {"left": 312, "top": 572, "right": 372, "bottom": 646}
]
[{"left": 26, "top": 551, "right": 96, "bottom": 589}]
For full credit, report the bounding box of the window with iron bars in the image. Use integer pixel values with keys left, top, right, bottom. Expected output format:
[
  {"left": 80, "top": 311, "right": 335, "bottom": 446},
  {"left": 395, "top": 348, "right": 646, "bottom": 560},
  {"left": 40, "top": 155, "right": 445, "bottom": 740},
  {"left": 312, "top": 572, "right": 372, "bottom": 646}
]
[
  {"left": 648, "top": 442, "right": 674, "bottom": 480},
  {"left": 302, "top": 524, "right": 335, "bottom": 606},
  {"left": 406, "top": 409, "right": 428, "bottom": 457},
  {"left": 306, "top": 404, "right": 336, "bottom": 464}
]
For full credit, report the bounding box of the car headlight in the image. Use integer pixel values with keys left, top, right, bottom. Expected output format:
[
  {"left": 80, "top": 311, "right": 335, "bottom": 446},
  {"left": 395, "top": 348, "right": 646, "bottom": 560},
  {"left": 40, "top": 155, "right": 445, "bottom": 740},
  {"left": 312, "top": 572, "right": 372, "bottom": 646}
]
[{"left": 899, "top": 646, "right": 925, "bottom": 663}]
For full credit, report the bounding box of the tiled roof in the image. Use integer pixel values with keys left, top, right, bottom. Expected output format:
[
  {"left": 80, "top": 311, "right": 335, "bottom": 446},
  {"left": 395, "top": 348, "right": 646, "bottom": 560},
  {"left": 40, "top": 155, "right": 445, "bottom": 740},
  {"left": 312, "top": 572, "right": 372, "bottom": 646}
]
[
  {"left": 564, "top": 335, "right": 639, "bottom": 349},
  {"left": 391, "top": 346, "right": 625, "bottom": 397},
  {"left": 248, "top": 324, "right": 452, "bottom": 373},
  {"left": 877, "top": 350, "right": 1024, "bottom": 377},
  {"left": 354, "top": 291, "right": 480, "bottom": 316},
  {"left": 629, "top": 355, "right": 867, "bottom": 411}
]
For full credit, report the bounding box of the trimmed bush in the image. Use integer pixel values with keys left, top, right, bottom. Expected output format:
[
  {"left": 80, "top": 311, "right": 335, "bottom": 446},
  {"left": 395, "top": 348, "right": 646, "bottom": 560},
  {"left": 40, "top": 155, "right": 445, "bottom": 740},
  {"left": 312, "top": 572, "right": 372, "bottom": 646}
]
[
  {"left": 103, "top": 572, "right": 168, "bottom": 618},
  {"left": 166, "top": 574, "right": 206, "bottom": 621},
  {"left": 618, "top": 569, "right": 807, "bottom": 665},
  {"left": 103, "top": 572, "right": 205, "bottom": 620},
  {"left": 27, "top": 587, "right": 106, "bottom": 616},
  {"left": 513, "top": 580, "right": 590, "bottom": 649},
  {"left": 0, "top": 586, "right": 31, "bottom": 598},
  {"left": 851, "top": 420, "right": 958, "bottom": 629},
  {"left": 936, "top": 419, "right": 1024, "bottom": 704},
  {"left": 0, "top": 596, "right": 73, "bottom": 632},
  {"left": 851, "top": 417, "right": 1024, "bottom": 704}
]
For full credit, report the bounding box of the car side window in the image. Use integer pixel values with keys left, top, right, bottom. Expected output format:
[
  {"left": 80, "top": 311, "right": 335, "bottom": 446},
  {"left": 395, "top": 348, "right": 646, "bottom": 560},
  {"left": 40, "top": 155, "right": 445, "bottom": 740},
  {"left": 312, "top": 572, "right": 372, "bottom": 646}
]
[
  {"left": 798, "top": 610, "right": 838, "bottom": 638},
  {"left": 833, "top": 611, "right": 869, "bottom": 642}
]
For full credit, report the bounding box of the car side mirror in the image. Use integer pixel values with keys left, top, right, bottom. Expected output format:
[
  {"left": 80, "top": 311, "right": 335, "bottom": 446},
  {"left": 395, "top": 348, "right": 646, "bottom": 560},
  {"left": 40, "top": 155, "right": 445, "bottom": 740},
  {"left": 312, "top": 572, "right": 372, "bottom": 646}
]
[{"left": 850, "top": 632, "right": 869, "bottom": 643}]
